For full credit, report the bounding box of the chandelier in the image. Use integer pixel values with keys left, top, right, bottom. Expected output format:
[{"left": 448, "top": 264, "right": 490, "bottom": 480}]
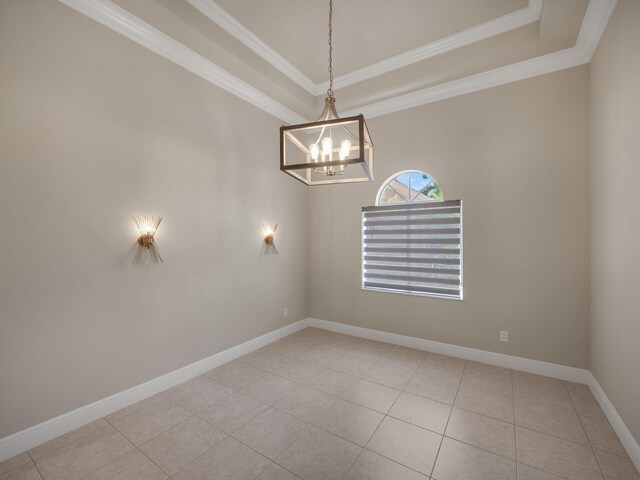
[{"left": 280, "top": 0, "right": 373, "bottom": 185}]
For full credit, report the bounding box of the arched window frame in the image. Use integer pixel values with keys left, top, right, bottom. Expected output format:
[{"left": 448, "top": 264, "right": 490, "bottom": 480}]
[{"left": 375, "top": 170, "right": 443, "bottom": 206}]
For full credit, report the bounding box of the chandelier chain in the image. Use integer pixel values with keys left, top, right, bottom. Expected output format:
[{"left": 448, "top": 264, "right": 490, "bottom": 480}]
[{"left": 327, "top": 0, "right": 334, "bottom": 98}]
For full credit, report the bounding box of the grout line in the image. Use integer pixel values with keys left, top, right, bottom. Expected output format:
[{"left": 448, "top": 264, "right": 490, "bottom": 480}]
[
  {"left": 565, "top": 381, "right": 606, "bottom": 480},
  {"left": 26, "top": 451, "right": 44, "bottom": 480},
  {"left": 429, "top": 358, "right": 467, "bottom": 478}
]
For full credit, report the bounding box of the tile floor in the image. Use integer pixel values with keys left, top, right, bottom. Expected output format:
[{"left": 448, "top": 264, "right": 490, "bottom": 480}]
[{"left": 1, "top": 327, "right": 638, "bottom": 480}]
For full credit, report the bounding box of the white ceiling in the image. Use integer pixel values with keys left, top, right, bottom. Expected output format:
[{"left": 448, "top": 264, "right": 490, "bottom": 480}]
[{"left": 57, "top": 0, "right": 617, "bottom": 124}]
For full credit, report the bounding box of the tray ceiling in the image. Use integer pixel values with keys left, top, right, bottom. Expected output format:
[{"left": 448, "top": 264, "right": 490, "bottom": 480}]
[{"left": 57, "top": 0, "right": 616, "bottom": 123}]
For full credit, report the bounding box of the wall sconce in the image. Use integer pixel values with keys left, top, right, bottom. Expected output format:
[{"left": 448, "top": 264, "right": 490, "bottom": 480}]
[
  {"left": 133, "top": 216, "right": 163, "bottom": 264},
  {"left": 263, "top": 224, "right": 277, "bottom": 246}
]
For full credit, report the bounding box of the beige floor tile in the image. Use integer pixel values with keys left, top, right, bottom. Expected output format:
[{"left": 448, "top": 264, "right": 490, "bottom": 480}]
[
  {"left": 79, "top": 449, "right": 168, "bottom": 479},
  {"left": 385, "top": 347, "right": 426, "bottom": 366},
  {"left": 405, "top": 370, "right": 460, "bottom": 405},
  {"left": 298, "top": 345, "right": 346, "bottom": 367},
  {"left": 256, "top": 463, "right": 301, "bottom": 480},
  {"left": 594, "top": 449, "right": 640, "bottom": 480},
  {"left": 197, "top": 391, "right": 268, "bottom": 434},
  {"left": 454, "top": 382, "right": 514, "bottom": 423},
  {"left": 232, "top": 408, "right": 310, "bottom": 460},
  {"left": 419, "top": 353, "right": 466, "bottom": 380},
  {"left": 0, "top": 462, "right": 42, "bottom": 480},
  {"left": 445, "top": 407, "right": 515, "bottom": 459},
  {"left": 328, "top": 353, "right": 379, "bottom": 377},
  {"left": 303, "top": 369, "right": 356, "bottom": 397},
  {"left": 513, "top": 372, "right": 571, "bottom": 406},
  {"left": 0, "top": 453, "right": 32, "bottom": 476},
  {"left": 366, "top": 417, "right": 441, "bottom": 476},
  {"left": 514, "top": 394, "right": 588, "bottom": 445},
  {"left": 389, "top": 392, "right": 451, "bottom": 434},
  {"left": 32, "top": 424, "right": 134, "bottom": 480},
  {"left": 172, "top": 436, "right": 270, "bottom": 480},
  {"left": 276, "top": 426, "right": 361, "bottom": 480},
  {"left": 569, "top": 389, "right": 607, "bottom": 419},
  {"left": 270, "top": 341, "right": 316, "bottom": 358},
  {"left": 339, "top": 379, "right": 401, "bottom": 414},
  {"left": 108, "top": 395, "right": 191, "bottom": 446},
  {"left": 346, "top": 344, "right": 389, "bottom": 363},
  {"left": 344, "top": 450, "right": 428, "bottom": 480},
  {"left": 581, "top": 414, "right": 628, "bottom": 457},
  {"left": 459, "top": 364, "right": 512, "bottom": 398},
  {"left": 162, "top": 376, "right": 234, "bottom": 413},
  {"left": 516, "top": 426, "right": 602, "bottom": 480},
  {"left": 315, "top": 400, "right": 384, "bottom": 446},
  {"left": 105, "top": 395, "right": 168, "bottom": 424},
  {"left": 363, "top": 361, "right": 417, "bottom": 390},
  {"left": 241, "top": 352, "right": 294, "bottom": 372},
  {"left": 29, "top": 420, "right": 111, "bottom": 461},
  {"left": 206, "top": 361, "right": 265, "bottom": 390},
  {"left": 138, "top": 416, "right": 226, "bottom": 476},
  {"left": 274, "top": 385, "right": 336, "bottom": 423},
  {"left": 517, "top": 463, "right": 566, "bottom": 480},
  {"left": 432, "top": 437, "right": 516, "bottom": 480},
  {"left": 272, "top": 359, "right": 324, "bottom": 383},
  {"left": 564, "top": 381, "right": 591, "bottom": 395},
  {"left": 241, "top": 374, "right": 299, "bottom": 405}
]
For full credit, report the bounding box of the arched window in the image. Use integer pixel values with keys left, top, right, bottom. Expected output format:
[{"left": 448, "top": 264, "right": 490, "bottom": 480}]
[
  {"left": 363, "top": 170, "right": 462, "bottom": 300},
  {"left": 376, "top": 170, "right": 443, "bottom": 206}
]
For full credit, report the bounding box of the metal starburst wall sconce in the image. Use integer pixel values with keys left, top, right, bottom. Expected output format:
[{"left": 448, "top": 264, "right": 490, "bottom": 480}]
[
  {"left": 133, "top": 216, "right": 163, "bottom": 264},
  {"left": 263, "top": 224, "right": 277, "bottom": 246}
]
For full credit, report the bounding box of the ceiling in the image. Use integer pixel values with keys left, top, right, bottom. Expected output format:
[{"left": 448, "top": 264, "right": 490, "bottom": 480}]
[
  {"left": 213, "top": 0, "right": 530, "bottom": 82},
  {"left": 58, "top": 0, "right": 617, "bottom": 124}
]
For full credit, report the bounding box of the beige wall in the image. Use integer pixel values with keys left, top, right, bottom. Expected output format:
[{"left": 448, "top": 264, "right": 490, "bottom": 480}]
[
  {"left": 310, "top": 66, "right": 591, "bottom": 368},
  {"left": 0, "top": 0, "right": 308, "bottom": 438},
  {"left": 590, "top": 0, "right": 640, "bottom": 444}
]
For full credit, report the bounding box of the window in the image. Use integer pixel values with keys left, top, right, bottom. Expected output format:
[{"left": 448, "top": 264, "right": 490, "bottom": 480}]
[{"left": 362, "top": 171, "right": 462, "bottom": 299}]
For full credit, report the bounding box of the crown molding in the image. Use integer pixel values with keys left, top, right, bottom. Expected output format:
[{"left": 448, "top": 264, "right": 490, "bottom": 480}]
[
  {"left": 342, "top": 0, "right": 617, "bottom": 119},
  {"left": 56, "top": 0, "right": 615, "bottom": 124},
  {"left": 576, "top": 0, "right": 618, "bottom": 60},
  {"left": 185, "top": 0, "right": 319, "bottom": 95},
  {"left": 56, "top": 0, "right": 306, "bottom": 125},
  {"left": 187, "top": 0, "right": 543, "bottom": 96},
  {"left": 320, "top": 0, "right": 543, "bottom": 92}
]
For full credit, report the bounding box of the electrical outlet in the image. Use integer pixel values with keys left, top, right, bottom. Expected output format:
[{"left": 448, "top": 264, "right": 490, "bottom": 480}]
[
  {"left": 283, "top": 308, "right": 288, "bottom": 318},
  {"left": 500, "top": 330, "right": 509, "bottom": 342}
]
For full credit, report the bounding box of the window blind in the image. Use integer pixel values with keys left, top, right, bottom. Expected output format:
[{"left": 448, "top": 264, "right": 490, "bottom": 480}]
[{"left": 362, "top": 199, "right": 463, "bottom": 299}]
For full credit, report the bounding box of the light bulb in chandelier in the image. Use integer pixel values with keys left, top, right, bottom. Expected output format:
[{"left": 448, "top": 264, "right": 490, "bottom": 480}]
[
  {"left": 310, "top": 143, "right": 319, "bottom": 162},
  {"left": 340, "top": 140, "right": 351, "bottom": 160},
  {"left": 321, "top": 137, "right": 333, "bottom": 157}
]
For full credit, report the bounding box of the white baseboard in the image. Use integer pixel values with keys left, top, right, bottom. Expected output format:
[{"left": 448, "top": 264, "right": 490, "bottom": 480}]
[
  {"left": 308, "top": 318, "right": 590, "bottom": 383},
  {"left": 589, "top": 374, "right": 640, "bottom": 472},
  {"left": 0, "top": 318, "right": 309, "bottom": 463}
]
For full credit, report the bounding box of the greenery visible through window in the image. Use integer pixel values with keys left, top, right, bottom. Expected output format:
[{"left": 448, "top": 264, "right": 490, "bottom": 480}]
[{"left": 376, "top": 170, "right": 443, "bottom": 205}]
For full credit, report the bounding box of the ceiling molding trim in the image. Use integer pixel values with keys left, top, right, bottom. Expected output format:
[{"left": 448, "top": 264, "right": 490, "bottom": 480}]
[
  {"left": 189, "top": 0, "right": 543, "bottom": 96},
  {"left": 185, "top": 0, "right": 319, "bottom": 95},
  {"left": 343, "top": 47, "right": 586, "bottom": 119},
  {"left": 342, "top": 0, "right": 616, "bottom": 119},
  {"left": 322, "top": 0, "right": 544, "bottom": 92},
  {"left": 576, "top": 0, "right": 617, "bottom": 61},
  {"left": 56, "top": 0, "right": 307, "bottom": 124}
]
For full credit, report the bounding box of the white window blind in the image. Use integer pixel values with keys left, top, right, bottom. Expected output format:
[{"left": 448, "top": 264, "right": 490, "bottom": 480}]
[{"left": 362, "top": 199, "right": 463, "bottom": 299}]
